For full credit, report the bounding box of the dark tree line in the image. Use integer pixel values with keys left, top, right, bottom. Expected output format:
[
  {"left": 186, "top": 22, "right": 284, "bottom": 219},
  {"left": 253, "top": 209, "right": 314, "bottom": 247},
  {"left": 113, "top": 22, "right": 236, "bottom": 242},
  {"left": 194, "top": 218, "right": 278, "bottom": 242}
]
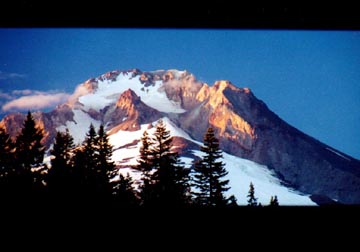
[
  {"left": 0, "top": 112, "right": 279, "bottom": 208},
  {"left": 0, "top": 111, "right": 46, "bottom": 200}
]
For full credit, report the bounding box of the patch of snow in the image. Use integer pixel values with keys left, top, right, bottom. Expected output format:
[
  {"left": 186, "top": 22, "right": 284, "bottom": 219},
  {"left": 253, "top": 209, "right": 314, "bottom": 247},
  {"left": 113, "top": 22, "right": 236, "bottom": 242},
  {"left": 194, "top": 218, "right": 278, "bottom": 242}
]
[
  {"left": 179, "top": 156, "right": 194, "bottom": 168},
  {"left": 43, "top": 155, "right": 52, "bottom": 167},
  {"left": 117, "top": 168, "right": 143, "bottom": 182},
  {"left": 110, "top": 167, "right": 143, "bottom": 191},
  {"left": 326, "top": 147, "right": 351, "bottom": 161},
  {"left": 56, "top": 109, "right": 101, "bottom": 145},
  {"left": 112, "top": 146, "right": 140, "bottom": 166},
  {"left": 109, "top": 117, "right": 201, "bottom": 166},
  {"left": 141, "top": 80, "right": 186, "bottom": 113},
  {"left": 192, "top": 150, "right": 316, "bottom": 206},
  {"left": 161, "top": 117, "right": 202, "bottom": 145}
]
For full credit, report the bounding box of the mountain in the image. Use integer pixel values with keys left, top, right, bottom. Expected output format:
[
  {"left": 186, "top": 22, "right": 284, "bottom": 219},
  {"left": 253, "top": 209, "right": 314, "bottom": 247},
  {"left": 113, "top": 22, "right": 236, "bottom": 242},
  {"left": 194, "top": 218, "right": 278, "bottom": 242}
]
[{"left": 1, "top": 69, "right": 359, "bottom": 204}]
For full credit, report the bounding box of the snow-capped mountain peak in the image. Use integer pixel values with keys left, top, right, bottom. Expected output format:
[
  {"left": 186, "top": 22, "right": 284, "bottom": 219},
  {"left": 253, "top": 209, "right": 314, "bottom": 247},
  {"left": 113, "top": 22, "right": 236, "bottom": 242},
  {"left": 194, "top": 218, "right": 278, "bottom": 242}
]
[
  {"left": 69, "top": 69, "right": 190, "bottom": 114},
  {"left": 2, "top": 68, "right": 360, "bottom": 204}
]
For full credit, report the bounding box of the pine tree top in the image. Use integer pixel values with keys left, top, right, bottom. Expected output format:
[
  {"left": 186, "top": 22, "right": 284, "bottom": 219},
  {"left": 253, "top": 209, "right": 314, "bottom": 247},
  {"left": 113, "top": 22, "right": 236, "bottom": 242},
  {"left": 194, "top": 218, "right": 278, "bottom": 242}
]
[
  {"left": 192, "top": 127, "right": 230, "bottom": 207},
  {"left": 269, "top": 195, "right": 279, "bottom": 206},
  {"left": 247, "top": 182, "right": 258, "bottom": 207}
]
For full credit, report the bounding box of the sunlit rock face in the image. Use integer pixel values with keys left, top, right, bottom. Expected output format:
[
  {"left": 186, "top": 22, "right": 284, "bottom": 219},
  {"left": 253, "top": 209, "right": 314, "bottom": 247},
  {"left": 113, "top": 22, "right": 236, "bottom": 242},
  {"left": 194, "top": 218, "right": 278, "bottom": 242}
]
[
  {"left": 177, "top": 80, "right": 257, "bottom": 153},
  {"left": 1, "top": 69, "right": 360, "bottom": 204},
  {"left": 106, "top": 89, "right": 163, "bottom": 134}
]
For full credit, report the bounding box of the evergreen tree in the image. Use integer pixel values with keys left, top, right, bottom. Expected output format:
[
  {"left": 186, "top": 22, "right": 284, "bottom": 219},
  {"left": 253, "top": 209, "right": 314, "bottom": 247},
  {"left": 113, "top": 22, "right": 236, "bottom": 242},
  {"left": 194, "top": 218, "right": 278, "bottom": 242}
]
[
  {"left": 73, "top": 124, "right": 114, "bottom": 200},
  {"left": 49, "top": 130, "right": 74, "bottom": 171},
  {"left": 147, "top": 119, "right": 190, "bottom": 207},
  {"left": 72, "top": 146, "right": 87, "bottom": 197},
  {"left": 47, "top": 129, "right": 75, "bottom": 196},
  {"left": 96, "top": 124, "right": 115, "bottom": 197},
  {"left": 73, "top": 124, "right": 99, "bottom": 198},
  {"left": 138, "top": 130, "right": 153, "bottom": 175},
  {"left": 228, "top": 195, "right": 238, "bottom": 207},
  {"left": 247, "top": 182, "right": 258, "bottom": 207},
  {"left": 192, "top": 127, "right": 230, "bottom": 207},
  {"left": 14, "top": 111, "right": 45, "bottom": 195},
  {"left": 274, "top": 195, "right": 279, "bottom": 206},
  {"left": 84, "top": 124, "right": 98, "bottom": 170},
  {"left": 15, "top": 112, "right": 45, "bottom": 172},
  {"left": 269, "top": 195, "right": 279, "bottom": 207},
  {"left": 192, "top": 160, "right": 208, "bottom": 205},
  {"left": 137, "top": 130, "right": 154, "bottom": 205},
  {"left": 172, "top": 154, "right": 192, "bottom": 206},
  {"left": 112, "top": 173, "right": 139, "bottom": 207}
]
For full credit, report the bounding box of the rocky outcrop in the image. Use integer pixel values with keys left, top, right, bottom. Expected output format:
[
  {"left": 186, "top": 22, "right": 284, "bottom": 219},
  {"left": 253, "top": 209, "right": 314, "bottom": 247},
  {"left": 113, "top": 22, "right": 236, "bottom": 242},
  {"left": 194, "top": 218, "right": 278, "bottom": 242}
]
[
  {"left": 178, "top": 81, "right": 257, "bottom": 153},
  {"left": 105, "top": 89, "right": 163, "bottom": 134},
  {"left": 0, "top": 111, "right": 56, "bottom": 147},
  {"left": 0, "top": 112, "right": 26, "bottom": 141}
]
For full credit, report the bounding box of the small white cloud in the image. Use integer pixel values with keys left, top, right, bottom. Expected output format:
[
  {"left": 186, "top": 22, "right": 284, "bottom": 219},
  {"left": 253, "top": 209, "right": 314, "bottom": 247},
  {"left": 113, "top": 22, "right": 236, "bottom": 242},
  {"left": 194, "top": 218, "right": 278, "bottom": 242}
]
[
  {"left": 12, "top": 89, "right": 34, "bottom": 96},
  {"left": 2, "top": 81, "right": 92, "bottom": 112},
  {"left": 0, "top": 92, "right": 13, "bottom": 100},
  {"left": 67, "top": 85, "right": 91, "bottom": 105},
  {"left": 2, "top": 92, "right": 70, "bottom": 112},
  {"left": 0, "top": 71, "right": 26, "bottom": 80}
]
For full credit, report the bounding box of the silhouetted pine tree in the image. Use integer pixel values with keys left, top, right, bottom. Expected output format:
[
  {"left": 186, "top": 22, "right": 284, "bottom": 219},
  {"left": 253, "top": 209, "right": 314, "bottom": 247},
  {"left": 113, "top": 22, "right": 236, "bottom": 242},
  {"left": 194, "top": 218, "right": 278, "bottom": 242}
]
[
  {"left": 47, "top": 129, "right": 75, "bottom": 197},
  {"left": 192, "top": 160, "right": 208, "bottom": 205},
  {"left": 84, "top": 124, "right": 98, "bottom": 169},
  {"left": 72, "top": 146, "right": 87, "bottom": 197},
  {"left": 73, "top": 124, "right": 114, "bottom": 200},
  {"left": 74, "top": 124, "right": 99, "bottom": 198},
  {"left": 192, "top": 127, "right": 230, "bottom": 207},
  {"left": 96, "top": 124, "right": 115, "bottom": 197},
  {"left": 172, "top": 154, "right": 192, "bottom": 205},
  {"left": 14, "top": 111, "right": 45, "bottom": 196},
  {"left": 247, "top": 182, "right": 258, "bottom": 207},
  {"left": 137, "top": 130, "right": 154, "bottom": 205},
  {"left": 269, "top": 195, "right": 279, "bottom": 207},
  {"left": 148, "top": 119, "right": 190, "bottom": 207},
  {"left": 113, "top": 173, "right": 139, "bottom": 207},
  {"left": 228, "top": 195, "right": 238, "bottom": 207}
]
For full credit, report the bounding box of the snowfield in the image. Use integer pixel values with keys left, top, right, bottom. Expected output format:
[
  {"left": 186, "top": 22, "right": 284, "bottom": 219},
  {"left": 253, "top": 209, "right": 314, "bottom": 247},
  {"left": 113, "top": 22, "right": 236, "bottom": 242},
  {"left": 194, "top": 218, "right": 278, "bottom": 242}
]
[
  {"left": 56, "top": 109, "right": 101, "bottom": 145},
  {"left": 218, "top": 152, "right": 315, "bottom": 206},
  {"left": 108, "top": 118, "right": 316, "bottom": 206},
  {"left": 109, "top": 117, "right": 202, "bottom": 166}
]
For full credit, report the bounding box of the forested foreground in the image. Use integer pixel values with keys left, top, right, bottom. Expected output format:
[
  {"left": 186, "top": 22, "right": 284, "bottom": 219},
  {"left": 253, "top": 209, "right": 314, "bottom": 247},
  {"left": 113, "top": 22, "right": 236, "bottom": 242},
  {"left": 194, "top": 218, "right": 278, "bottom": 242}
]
[{"left": 0, "top": 112, "right": 280, "bottom": 209}]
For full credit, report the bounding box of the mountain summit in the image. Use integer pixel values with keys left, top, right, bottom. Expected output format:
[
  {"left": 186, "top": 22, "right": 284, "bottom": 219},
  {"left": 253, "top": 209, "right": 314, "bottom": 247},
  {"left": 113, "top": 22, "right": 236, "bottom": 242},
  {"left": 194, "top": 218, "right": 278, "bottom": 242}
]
[{"left": 1, "top": 69, "right": 359, "bottom": 204}]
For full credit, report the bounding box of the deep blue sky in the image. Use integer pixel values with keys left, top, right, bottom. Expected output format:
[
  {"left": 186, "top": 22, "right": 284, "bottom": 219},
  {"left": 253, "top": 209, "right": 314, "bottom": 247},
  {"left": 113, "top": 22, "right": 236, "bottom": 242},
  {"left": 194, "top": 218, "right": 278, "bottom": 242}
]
[{"left": 0, "top": 28, "right": 359, "bottom": 158}]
